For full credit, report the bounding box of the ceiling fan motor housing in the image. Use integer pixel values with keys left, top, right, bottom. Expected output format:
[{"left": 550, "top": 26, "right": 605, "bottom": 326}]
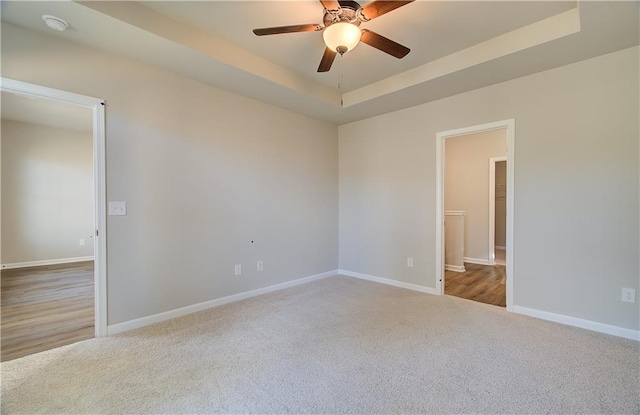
[{"left": 323, "top": 0, "right": 362, "bottom": 27}]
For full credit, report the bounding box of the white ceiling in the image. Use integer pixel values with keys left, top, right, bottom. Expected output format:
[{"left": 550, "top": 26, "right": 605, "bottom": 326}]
[
  {"left": 142, "top": 1, "right": 576, "bottom": 91},
  {"left": 1, "top": 1, "right": 638, "bottom": 125},
  {"left": 1, "top": 92, "right": 93, "bottom": 133}
]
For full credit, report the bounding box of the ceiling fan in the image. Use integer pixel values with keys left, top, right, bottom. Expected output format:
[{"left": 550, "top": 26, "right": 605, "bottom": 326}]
[{"left": 253, "top": 0, "right": 414, "bottom": 72}]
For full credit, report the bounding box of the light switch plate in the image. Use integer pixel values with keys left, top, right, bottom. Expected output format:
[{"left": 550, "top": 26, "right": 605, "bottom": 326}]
[{"left": 108, "top": 201, "right": 127, "bottom": 216}]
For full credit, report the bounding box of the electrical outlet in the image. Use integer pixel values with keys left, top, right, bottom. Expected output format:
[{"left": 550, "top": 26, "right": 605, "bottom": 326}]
[
  {"left": 407, "top": 257, "right": 414, "bottom": 267},
  {"left": 79, "top": 239, "right": 85, "bottom": 246},
  {"left": 234, "top": 264, "right": 242, "bottom": 276},
  {"left": 621, "top": 288, "right": 635, "bottom": 303},
  {"left": 257, "top": 260, "right": 263, "bottom": 271}
]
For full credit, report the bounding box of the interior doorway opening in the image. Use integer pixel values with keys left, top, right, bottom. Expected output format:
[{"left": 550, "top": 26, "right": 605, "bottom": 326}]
[
  {"left": 490, "top": 157, "right": 507, "bottom": 267},
  {"left": 1, "top": 78, "right": 106, "bottom": 360},
  {"left": 436, "top": 119, "right": 515, "bottom": 310}
]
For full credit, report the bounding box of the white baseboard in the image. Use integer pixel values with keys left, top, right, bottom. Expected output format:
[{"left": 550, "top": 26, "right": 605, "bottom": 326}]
[
  {"left": 513, "top": 305, "right": 639, "bottom": 341},
  {"left": 445, "top": 264, "right": 466, "bottom": 273},
  {"left": 107, "top": 269, "right": 338, "bottom": 335},
  {"left": 463, "top": 257, "right": 490, "bottom": 266},
  {"left": 1, "top": 256, "right": 94, "bottom": 270},
  {"left": 339, "top": 269, "right": 438, "bottom": 295}
]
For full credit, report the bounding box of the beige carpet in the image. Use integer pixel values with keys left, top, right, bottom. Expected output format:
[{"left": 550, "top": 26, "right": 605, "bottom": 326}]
[{"left": 2, "top": 275, "right": 638, "bottom": 414}]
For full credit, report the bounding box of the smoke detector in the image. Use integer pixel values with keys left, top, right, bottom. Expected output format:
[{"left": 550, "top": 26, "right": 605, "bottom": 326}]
[{"left": 42, "top": 15, "right": 69, "bottom": 32}]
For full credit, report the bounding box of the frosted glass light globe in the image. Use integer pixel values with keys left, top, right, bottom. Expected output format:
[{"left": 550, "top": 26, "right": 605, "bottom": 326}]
[{"left": 323, "top": 22, "right": 361, "bottom": 54}]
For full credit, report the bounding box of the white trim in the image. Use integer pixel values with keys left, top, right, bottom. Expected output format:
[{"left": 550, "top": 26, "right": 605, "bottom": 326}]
[
  {"left": 463, "top": 257, "right": 490, "bottom": 266},
  {"left": 93, "top": 93, "right": 107, "bottom": 338},
  {"left": 1, "top": 257, "right": 94, "bottom": 270},
  {"left": 513, "top": 306, "right": 640, "bottom": 341},
  {"left": 445, "top": 265, "right": 466, "bottom": 273},
  {"left": 339, "top": 269, "right": 439, "bottom": 295},
  {"left": 505, "top": 121, "right": 515, "bottom": 312},
  {"left": 488, "top": 156, "right": 507, "bottom": 266},
  {"left": 444, "top": 210, "right": 466, "bottom": 216},
  {"left": 1, "top": 78, "right": 103, "bottom": 107},
  {"left": 435, "top": 127, "right": 445, "bottom": 295},
  {"left": 436, "top": 119, "right": 515, "bottom": 311},
  {"left": 1, "top": 78, "right": 107, "bottom": 338},
  {"left": 436, "top": 119, "right": 510, "bottom": 140},
  {"left": 107, "top": 270, "right": 338, "bottom": 335}
]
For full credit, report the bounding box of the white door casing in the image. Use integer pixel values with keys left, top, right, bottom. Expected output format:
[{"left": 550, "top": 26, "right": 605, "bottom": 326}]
[
  {"left": 436, "top": 119, "right": 515, "bottom": 311},
  {"left": 1, "top": 77, "right": 108, "bottom": 336}
]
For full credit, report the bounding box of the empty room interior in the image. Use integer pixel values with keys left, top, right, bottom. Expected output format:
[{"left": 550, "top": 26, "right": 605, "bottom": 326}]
[{"left": 1, "top": 1, "right": 639, "bottom": 413}]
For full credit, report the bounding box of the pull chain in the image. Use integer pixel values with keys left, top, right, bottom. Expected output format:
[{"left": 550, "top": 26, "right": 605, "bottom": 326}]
[{"left": 338, "top": 54, "right": 344, "bottom": 107}]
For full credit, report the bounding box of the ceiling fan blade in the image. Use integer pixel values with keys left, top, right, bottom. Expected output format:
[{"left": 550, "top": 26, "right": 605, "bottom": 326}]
[
  {"left": 360, "top": 0, "right": 414, "bottom": 21},
  {"left": 319, "top": 0, "right": 341, "bottom": 11},
  {"left": 253, "top": 24, "right": 323, "bottom": 36},
  {"left": 361, "top": 30, "right": 410, "bottom": 58},
  {"left": 318, "top": 47, "right": 337, "bottom": 72}
]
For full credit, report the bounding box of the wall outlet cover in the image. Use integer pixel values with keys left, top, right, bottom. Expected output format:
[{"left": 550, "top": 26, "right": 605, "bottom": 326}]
[{"left": 622, "top": 288, "right": 636, "bottom": 303}]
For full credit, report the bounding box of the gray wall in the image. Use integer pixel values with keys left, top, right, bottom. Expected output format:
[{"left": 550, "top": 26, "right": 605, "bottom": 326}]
[
  {"left": 340, "top": 46, "right": 639, "bottom": 330},
  {"left": 1, "top": 120, "right": 94, "bottom": 264},
  {"left": 2, "top": 24, "right": 339, "bottom": 325},
  {"left": 3, "top": 22, "right": 638, "bottom": 333},
  {"left": 444, "top": 129, "right": 507, "bottom": 262}
]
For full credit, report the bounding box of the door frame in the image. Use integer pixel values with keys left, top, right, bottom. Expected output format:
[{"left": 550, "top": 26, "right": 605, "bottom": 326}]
[
  {"left": 1, "top": 77, "right": 107, "bottom": 337},
  {"left": 489, "top": 156, "right": 507, "bottom": 266},
  {"left": 435, "top": 119, "right": 515, "bottom": 311}
]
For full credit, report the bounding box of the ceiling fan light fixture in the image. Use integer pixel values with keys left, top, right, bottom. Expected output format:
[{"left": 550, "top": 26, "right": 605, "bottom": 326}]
[{"left": 323, "top": 22, "right": 361, "bottom": 55}]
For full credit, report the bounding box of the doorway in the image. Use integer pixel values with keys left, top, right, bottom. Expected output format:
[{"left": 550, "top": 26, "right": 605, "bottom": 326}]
[
  {"left": 490, "top": 157, "right": 507, "bottom": 266},
  {"left": 0, "top": 78, "right": 106, "bottom": 360},
  {"left": 436, "top": 119, "right": 515, "bottom": 310}
]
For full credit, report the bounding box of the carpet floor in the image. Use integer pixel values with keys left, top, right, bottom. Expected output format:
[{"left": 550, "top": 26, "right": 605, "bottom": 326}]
[{"left": 1, "top": 275, "right": 638, "bottom": 414}]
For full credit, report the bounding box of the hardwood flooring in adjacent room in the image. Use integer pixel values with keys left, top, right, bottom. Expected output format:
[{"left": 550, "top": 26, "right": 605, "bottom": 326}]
[
  {"left": 445, "top": 262, "right": 506, "bottom": 307},
  {"left": 1, "top": 261, "right": 94, "bottom": 362}
]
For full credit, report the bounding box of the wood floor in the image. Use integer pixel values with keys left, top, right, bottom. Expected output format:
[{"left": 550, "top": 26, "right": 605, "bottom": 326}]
[
  {"left": 445, "top": 262, "right": 506, "bottom": 307},
  {"left": 1, "top": 261, "right": 94, "bottom": 362}
]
